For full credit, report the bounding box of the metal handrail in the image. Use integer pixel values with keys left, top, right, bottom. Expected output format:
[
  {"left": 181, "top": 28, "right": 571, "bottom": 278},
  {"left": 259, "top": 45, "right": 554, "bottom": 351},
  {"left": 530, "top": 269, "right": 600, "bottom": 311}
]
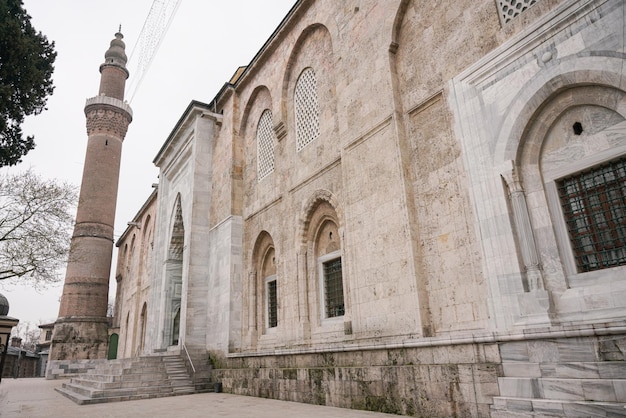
[{"left": 182, "top": 343, "right": 195, "bottom": 374}]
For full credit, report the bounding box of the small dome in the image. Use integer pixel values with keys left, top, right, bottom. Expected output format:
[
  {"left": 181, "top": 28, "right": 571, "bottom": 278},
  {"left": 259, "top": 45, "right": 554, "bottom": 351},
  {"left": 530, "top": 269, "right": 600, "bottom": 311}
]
[
  {"left": 0, "top": 292, "right": 9, "bottom": 316},
  {"left": 104, "top": 32, "right": 127, "bottom": 67}
]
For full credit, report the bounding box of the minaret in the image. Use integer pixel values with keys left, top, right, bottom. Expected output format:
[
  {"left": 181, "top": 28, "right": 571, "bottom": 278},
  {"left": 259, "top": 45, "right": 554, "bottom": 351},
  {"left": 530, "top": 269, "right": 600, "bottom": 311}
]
[{"left": 50, "top": 32, "right": 132, "bottom": 361}]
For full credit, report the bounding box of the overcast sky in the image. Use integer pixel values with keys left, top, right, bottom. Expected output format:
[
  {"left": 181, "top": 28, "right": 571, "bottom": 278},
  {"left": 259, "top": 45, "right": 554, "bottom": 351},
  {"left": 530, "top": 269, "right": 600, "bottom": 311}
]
[{"left": 1, "top": 0, "right": 295, "bottom": 328}]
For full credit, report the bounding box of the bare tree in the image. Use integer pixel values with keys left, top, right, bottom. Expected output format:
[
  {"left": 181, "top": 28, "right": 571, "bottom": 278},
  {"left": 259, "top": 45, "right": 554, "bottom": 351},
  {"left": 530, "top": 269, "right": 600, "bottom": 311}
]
[
  {"left": 0, "top": 169, "right": 76, "bottom": 286},
  {"left": 11, "top": 321, "right": 41, "bottom": 350}
]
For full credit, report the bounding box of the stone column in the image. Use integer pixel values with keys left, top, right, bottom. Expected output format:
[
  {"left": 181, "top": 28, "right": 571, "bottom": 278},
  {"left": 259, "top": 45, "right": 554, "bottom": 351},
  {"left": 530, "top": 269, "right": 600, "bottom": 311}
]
[
  {"left": 501, "top": 161, "right": 551, "bottom": 325},
  {"left": 501, "top": 163, "right": 544, "bottom": 291}
]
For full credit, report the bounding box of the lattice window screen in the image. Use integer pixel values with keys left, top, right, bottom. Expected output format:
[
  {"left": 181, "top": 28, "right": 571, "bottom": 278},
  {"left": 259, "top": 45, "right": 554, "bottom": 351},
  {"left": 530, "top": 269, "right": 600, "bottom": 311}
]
[
  {"left": 256, "top": 109, "right": 275, "bottom": 181},
  {"left": 496, "top": 0, "right": 539, "bottom": 24},
  {"left": 295, "top": 68, "right": 320, "bottom": 152}
]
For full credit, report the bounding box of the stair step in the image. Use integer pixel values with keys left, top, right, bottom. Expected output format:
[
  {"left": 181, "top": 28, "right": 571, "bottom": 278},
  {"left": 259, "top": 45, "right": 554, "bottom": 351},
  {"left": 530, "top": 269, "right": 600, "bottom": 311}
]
[
  {"left": 492, "top": 396, "right": 626, "bottom": 417},
  {"left": 498, "top": 377, "right": 626, "bottom": 402},
  {"left": 56, "top": 354, "right": 215, "bottom": 405},
  {"left": 502, "top": 362, "right": 626, "bottom": 379}
]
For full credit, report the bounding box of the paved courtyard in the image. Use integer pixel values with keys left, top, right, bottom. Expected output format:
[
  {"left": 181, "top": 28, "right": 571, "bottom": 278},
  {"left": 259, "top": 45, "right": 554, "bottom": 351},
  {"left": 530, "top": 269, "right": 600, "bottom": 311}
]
[{"left": 0, "top": 378, "right": 402, "bottom": 418}]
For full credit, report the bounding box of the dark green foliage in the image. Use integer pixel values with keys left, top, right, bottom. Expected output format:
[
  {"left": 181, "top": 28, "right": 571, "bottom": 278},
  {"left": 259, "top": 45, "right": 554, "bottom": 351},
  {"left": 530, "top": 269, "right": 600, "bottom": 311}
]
[{"left": 0, "top": 0, "right": 56, "bottom": 166}]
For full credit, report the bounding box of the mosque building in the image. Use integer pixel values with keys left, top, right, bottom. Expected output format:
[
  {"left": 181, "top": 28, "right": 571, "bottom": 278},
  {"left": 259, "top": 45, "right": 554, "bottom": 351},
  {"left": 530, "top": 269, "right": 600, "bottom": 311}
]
[{"left": 50, "top": 0, "right": 626, "bottom": 415}]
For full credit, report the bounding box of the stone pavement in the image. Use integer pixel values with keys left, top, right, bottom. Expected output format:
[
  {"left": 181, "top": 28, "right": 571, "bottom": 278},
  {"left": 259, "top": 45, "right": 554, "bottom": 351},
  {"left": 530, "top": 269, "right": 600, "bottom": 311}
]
[{"left": 0, "top": 378, "right": 402, "bottom": 418}]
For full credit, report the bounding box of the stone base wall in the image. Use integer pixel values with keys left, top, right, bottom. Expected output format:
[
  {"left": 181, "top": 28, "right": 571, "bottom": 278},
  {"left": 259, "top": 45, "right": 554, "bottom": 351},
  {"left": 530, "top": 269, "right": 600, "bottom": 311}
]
[
  {"left": 45, "top": 358, "right": 108, "bottom": 380},
  {"left": 50, "top": 319, "right": 109, "bottom": 361},
  {"left": 213, "top": 343, "right": 501, "bottom": 417}
]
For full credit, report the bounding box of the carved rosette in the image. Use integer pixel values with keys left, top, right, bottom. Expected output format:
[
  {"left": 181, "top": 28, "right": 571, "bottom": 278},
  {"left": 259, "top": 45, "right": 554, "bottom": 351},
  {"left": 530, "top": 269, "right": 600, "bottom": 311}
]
[{"left": 84, "top": 95, "right": 133, "bottom": 138}]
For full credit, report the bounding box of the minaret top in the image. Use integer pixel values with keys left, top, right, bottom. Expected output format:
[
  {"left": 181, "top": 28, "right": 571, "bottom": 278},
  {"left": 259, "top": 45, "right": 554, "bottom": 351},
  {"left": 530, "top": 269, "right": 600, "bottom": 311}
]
[{"left": 100, "top": 31, "right": 128, "bottom": 74}]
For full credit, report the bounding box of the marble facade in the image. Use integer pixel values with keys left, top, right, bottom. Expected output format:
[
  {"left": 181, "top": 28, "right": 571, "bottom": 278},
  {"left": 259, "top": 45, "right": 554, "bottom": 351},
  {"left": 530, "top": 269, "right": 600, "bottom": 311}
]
[{"left": 113, "top": 0, "right": 626, "bottom": 415}]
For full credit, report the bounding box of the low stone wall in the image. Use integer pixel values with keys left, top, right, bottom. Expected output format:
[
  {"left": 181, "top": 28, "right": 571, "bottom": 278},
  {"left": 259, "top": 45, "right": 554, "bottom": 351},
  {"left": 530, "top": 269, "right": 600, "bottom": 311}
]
[
  {"left": 45, "top": 358, "right": 108, "bottom": 380},
  {"left": 213, "top": 342, "right": 501, "bottom": 417}
]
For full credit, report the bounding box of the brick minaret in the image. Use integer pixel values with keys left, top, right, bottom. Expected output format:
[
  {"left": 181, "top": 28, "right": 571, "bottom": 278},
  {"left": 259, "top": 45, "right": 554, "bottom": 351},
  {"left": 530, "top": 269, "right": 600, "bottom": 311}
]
[{"left": 50, "top": 32, "right": 132, "bottom": 361}]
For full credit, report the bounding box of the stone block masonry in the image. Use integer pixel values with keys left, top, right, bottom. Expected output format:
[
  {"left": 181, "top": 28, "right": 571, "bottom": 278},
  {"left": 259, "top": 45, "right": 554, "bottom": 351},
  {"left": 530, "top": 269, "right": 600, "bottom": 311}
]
[{"left": 213, "top": 343, "right": 501, "bottom": 417}]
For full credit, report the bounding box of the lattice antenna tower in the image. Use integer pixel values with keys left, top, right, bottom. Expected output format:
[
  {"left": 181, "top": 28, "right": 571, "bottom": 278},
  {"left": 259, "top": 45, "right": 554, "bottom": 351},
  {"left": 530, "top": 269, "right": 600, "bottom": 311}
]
[{"left": 126, "top": 0, "right": 182, "bottom": 103}]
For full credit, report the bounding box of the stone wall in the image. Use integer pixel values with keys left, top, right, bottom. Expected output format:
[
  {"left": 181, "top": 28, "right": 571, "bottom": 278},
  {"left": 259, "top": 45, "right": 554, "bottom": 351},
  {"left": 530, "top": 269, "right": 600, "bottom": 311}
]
[
  {"left": 46, "top": 358, "right": 107, "bottom": 380},
  {"left": 213, "top": 342, "right": 501, "bottom": 417}
]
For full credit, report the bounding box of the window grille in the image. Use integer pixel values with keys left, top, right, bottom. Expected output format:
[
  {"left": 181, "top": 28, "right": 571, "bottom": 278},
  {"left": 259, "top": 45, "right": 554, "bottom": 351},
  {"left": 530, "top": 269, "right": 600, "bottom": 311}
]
[
  {"left": 496, "top": 0, "right": 539, "bottom": 24},
  {"left": 256, "top": 110, "right": 275, "bottom": 181},
  {"left": 295, "top": 68, "right": 320, "bottom": 152},
  {"left": 266, "top": 278, "right": 278, "bottom": 328},
  {"left": 323, "top": 257, "right": 344, "bottom": 318},
  {"left": 558, "top": 157, "right": 626, "bottom": 272}
]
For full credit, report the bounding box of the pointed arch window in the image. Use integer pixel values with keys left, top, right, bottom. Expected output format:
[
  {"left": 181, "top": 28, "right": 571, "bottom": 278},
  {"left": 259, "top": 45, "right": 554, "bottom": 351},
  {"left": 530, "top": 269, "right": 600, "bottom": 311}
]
[
  {"left": 295, "top": 67, "right": 320, "bottom": 152},
  {"left": 257, "top": 109, "right": 276, "bottom": 180}
]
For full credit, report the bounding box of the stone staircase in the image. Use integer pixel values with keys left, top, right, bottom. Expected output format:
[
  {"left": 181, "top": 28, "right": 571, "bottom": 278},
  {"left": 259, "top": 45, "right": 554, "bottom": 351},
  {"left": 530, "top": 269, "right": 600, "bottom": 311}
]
[
  {"left": 491, "top": 336, "right": 626, "bottom": 417},
  {"left": 56, "top": 354, "right": 212, "bottom": 404}
]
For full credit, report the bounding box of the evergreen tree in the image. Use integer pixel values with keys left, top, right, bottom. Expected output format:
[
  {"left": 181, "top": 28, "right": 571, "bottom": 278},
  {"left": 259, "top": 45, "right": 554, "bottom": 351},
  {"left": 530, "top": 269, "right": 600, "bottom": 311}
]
[{"left": 0, "top": 0, "right": 56, "bottom": 167}]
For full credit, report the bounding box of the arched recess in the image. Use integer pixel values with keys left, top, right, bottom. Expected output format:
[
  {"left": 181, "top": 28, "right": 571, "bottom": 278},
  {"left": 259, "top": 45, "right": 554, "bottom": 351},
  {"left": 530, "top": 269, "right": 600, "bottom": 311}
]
[
  {"left": 508, "top": 83, "right": 626, "bottom": 294},
  {"left": 138, "top": 302, "right": 147, "bottom": 353},
  {"left": 249, "top": 231, "right": 277, "bottom": 340},
  {"left": 164, "top": 194, "right": 185, "bottom": 347},
  {"left": 123, "top": 311, "right": 130, "bottom": 358},
  {"left": 298, "top": 189, "right": 342, "bottom": 247},
  {"left": 299, "top": 190, "right": 346, "bottom": 327},
  {"left": 281, "top": 24, "right": 339, "bottom": 156},
  {"left": 240, "top": 85, "right": 274, "bottom": 140},
  {"left": 240, "top": 86, "right": 277, "bottom": 186},
  {"left": 139, "top": 215, "right": 152, "bottom": 287},
  {"left": 391, "top": 0, "right": 489, "bottom": 334},
  {"left": 496, "top": 70, "right": 626, "bottom": 164}
]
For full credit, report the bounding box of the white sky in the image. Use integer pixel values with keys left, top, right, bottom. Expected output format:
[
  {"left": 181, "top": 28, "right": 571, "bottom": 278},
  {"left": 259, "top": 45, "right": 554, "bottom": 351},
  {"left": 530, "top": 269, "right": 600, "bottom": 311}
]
[{"left": 1, "top": 0, "right": 295, "bottom": 328}]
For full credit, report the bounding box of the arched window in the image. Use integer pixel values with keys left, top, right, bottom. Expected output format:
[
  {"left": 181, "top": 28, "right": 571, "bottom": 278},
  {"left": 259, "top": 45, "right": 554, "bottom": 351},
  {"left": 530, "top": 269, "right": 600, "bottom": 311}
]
[
  {"left": 261, "top": 246, "right": 278, "bottom": 329},
  {"left": 295, "top": 67, "right": 320, "bottom": 152},
  {"left": 303, "top": 194, "right": 345, "bottom": 321},
  {"left": 257, "top": 109, "right": 276, "bottom": 181},
  {"left": 315, "top": 219, "right": 344, "bottom": 318}
]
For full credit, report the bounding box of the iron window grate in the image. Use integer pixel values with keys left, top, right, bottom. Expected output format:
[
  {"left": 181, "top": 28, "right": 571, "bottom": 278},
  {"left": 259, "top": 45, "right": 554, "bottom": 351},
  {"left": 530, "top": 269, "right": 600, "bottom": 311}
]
[
  {"left": 323, "top": 257, "right": 344, "bottom": 318},
  {"left": 267, "top": 279, "right": 278, "bottom": 328},
  {"left": 557, "top": 157, "right": 626, "bottom": 272}
]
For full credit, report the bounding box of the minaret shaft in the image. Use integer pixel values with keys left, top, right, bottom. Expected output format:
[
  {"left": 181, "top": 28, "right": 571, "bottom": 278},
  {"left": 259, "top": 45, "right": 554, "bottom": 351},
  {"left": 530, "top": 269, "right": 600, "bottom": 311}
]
[{"left": 50, "top": 32, "right": 132, "bottom": 362}]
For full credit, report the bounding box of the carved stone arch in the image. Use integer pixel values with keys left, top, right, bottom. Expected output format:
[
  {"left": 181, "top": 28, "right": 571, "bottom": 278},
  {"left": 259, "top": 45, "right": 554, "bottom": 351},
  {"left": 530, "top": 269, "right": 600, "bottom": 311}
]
[
  {"left": 138, "top": 302, "right": 147, "bottom": 353},
  {"left": 280, "top": 24, "right": 338, "bottom": 143},
  {"left": 240, "top": 85, "right": 274, "bottom": 140},
  {"left": 248, "top": 230, "right": 278, "bottom": 336},
  {"left": 142, "top": 215, "right": 151, "bottom": 240},
  {"left": 511, "top": 82, "right": 626, "bottom": 285},
  {"left": 495, "top": 70, "right": 626, "bottom": 165},
  {"left": 298, "top": 189, "right": 342, "bottom": 247},
  {"left": 130, "top": 234, "right": 136, "bottom": 255},
  {"left": 252, "top": 230, "right": 276, "bottom": 274},
  {"left": 163, "top": 193, "right": 184, "bottom": 347},
  {"left": 523, "top": 84, "right": 626, "bottom": 168},
  {"left": 168, "top": 194, "right": 184, "bottom": 261},
  {"left": 390, "top": 0, "right": 411, "bottom": 50},
  {"left": 122, "top": 243, "right": 129, "bottom": 273}
]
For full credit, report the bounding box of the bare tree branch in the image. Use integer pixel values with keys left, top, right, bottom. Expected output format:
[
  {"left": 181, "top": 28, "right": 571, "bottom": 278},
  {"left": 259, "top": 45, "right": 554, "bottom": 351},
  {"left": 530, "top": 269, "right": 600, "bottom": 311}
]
[{"left": 0, "top": 169, "right": 76, "bottom": 287}]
